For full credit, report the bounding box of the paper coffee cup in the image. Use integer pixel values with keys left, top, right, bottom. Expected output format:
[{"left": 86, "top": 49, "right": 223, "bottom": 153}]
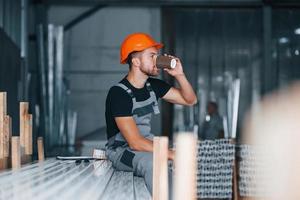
[{"left": 155, "top": 55, "right": 177, "bottom": 69}]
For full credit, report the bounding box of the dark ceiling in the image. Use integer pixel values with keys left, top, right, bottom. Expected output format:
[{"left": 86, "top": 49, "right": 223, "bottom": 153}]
[{"left": 39, "top": 0, "right": 300, "bottom": 7}]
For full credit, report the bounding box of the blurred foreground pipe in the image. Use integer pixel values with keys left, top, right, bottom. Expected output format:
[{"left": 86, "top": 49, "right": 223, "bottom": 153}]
[
  {"left": 174, "top": 133, "right": 197, "bottom": 200},
  {"left": 153, "top": 136, "right": 169, "bottom": 200}
]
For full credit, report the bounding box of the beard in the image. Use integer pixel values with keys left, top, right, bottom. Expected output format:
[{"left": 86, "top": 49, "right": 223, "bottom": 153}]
[{"left": 141, "top": 65, "right": 160, "bottom": 77}]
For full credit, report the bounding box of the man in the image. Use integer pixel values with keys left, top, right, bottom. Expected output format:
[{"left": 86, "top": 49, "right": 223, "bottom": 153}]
[
  {"left": 105, "top": 32, "right": 197, "bottom": 194},
  {"left": 201, "top": 101, "right": 224, "bottom": 140}
]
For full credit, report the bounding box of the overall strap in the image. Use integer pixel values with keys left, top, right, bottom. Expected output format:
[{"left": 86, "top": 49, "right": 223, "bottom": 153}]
[
  {"left": 145, "top": 82, "right": 153, "bottom": 92},
  {"left": 145, "top": 81, "right": 160, "bottom": 114},
  {"left": 115, "top": 83, "right": 134, "bottom": 98}
]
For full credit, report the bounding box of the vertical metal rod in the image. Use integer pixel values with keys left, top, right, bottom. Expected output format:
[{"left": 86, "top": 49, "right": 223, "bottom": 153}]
[
  {"left": 4, "top": 0, "right": 11, "bottom": 37},
  {"left": 37, "top": 24, "right": 49, "bottom": 149},
  {"left": 227, "top": 81, "right": 233, "bottom": 137},
  {"left": 263, "top": 6, "right": 273, "bottom": 94},
  {"left": 21, "top": 0, "right": 27, "bottom": 58},
  {"left": 55, "top": 26, "right": 64, "bottom": 145},
  {"left": 231, "top": 79, "right": 240, "bottom": 139},
  {"left": 0, "top": 0, "right": 4, "bottom": 28},
  {"left": 20, "top": 0, "right": 29, "bottom": 100},
  {"left": 48, "top": 24, "right": 54, "bottom": 147},
  {"left": 68, "top": 111, "right": 77, "bottom": 152}
]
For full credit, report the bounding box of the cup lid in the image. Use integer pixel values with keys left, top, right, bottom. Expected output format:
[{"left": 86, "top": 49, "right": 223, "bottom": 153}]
[{"left": 170, "top": 59, "right": 176, "bottom": 69}]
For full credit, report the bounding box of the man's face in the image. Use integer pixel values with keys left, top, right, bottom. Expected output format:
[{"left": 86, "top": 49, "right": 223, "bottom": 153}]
[
  {"left": 207, "top": 104, "right": 216, "bottom": 115},
  {"left": 139, "top": 47, "right": 160, "bottom": 76}
]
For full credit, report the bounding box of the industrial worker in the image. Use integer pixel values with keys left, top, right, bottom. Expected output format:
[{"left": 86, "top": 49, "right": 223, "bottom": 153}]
[
  {"left": 105, "top": 32, "right": 197, "bottom": 194},
  {"left": 200, "top": 101, "right": 224, "bottom": 140}
]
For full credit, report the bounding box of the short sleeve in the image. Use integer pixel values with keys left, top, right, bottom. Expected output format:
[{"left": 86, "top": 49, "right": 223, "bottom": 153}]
[
  {"left": 108, "top": 86, "right": 133, "bottom": 117},
  {"left": 148, "top": 78, "right": 171, "bottom": 99}
]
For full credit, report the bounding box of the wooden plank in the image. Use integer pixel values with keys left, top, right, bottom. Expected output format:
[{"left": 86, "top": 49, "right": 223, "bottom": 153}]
[
  {"left": 159, "top": 137, "right": 168, "bottom": 200},
  {"left": 37, "top": 137, "right": 45, "bottom": 161},
  {"left": 4, "top": 116, "right": 10, "bottom": 158},
  {"left": 153, "top": 136, "right": 169, "bottom": 200},
  {"left": 7, "top": 116, "right": 12, "bottom": 168},
  {"left": 233, "top": 158, "right": 239, "bottom": 200},
  {"left": 0, "top": 92, "right": 7, "bottom": 116},
  {"left": 21, "top": 155, "right": 32, "bottom": 164},
  {"left": 11, "top": 136, "right": 21, "bottom": 169},
  {"left": 0, "top": 92, "right": 7, "bottom": 170},
  {"left": 231, "top": 139, "right": 239, "bottom": 200},
  {"left": 160, "top": 137, "right": 169, "bottom": 200},
  {"left": 0, "top": 158, "right": 8, "bottom": 170},
  {"left": 153, "top": 137, "right": 160, "bottom": 200},
  {"left": 20, "top": 102, "right": 29, "bottom": 148},
  {"left": 0, "top": 116, "right": 10, "bottom": 170},
  {"left": 25, "top": 114, "right": 32, "bottom": 155},
  {"left": 174, "top": 133, "right": 197, "bottom": 200},
  {"left": 0, "top": 92, "right": 7, "bottom": 159},
  {"left": 20, "top": 103, "right": 31, "bottom": 164}
]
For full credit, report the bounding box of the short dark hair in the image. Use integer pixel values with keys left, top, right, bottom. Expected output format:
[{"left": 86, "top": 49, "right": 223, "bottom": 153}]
[
  {"left": 126, "top": 51, "right": 138, "bottom": 69},
  {"left": 208, "top": 101, "right": 218, "bottom": 110}
]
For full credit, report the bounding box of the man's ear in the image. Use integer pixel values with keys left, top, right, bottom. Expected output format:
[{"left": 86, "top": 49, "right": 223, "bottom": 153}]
[{"left": 131, "top": 57, "right": 141, "bottom": 67}]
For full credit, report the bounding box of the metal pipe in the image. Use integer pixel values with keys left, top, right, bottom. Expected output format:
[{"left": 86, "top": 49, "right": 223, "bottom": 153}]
[
  {"left": 21, "top": 0, "right": 27, "bottom": 58},
  {"left": 55, "top": 26, "right": 64, "bottom": 145},
  {"left": 48, "top": 24, "right": 54, "bottom": 147},
  {"left": 37, "top": 24, "right": 49, "bottom": 149}
]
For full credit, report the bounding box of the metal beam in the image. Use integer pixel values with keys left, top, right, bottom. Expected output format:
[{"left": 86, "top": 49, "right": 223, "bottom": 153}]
[
  {"left": 44, "top": 0, "right": 264, "bottom": 7},
  {"left": 64, "top": 4, "right": 106, "bottom": 31},
  {"left": 264, "top": 0, "right": 300, "bottom": 6},
  {"left": 161, "top": 7, "right": 175, "bottom": 141},
  {"left": 42, "top": 0, "right": 300, "bottom": 6},
  {"left": 262, "top": 5, "right": 276, "bottom": 95}
]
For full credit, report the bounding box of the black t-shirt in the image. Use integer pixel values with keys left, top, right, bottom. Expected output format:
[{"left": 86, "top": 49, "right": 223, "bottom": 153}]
[{"left": 105, "top": 76, "right": 171, "bottom": 139}]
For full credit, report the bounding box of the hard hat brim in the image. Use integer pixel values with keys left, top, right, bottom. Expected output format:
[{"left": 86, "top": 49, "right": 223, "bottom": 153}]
[{"left": 120, "top": 43, "right": 164, "bottom": 64}]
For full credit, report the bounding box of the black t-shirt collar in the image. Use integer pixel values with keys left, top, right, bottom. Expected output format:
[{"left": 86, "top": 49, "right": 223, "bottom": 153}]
[{"left": 122, "top": 75, "right": 150, "bottom": 91}]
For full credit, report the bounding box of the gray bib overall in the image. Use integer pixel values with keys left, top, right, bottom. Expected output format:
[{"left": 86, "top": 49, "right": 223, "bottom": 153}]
[{"left": 106, "top": 81, "right": 162, "bottom": 194}]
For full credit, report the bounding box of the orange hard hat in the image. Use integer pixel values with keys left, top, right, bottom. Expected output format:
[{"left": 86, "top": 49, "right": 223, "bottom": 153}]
[{"left": 120, "top": 33, "right": 163, "bottom": 64}]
